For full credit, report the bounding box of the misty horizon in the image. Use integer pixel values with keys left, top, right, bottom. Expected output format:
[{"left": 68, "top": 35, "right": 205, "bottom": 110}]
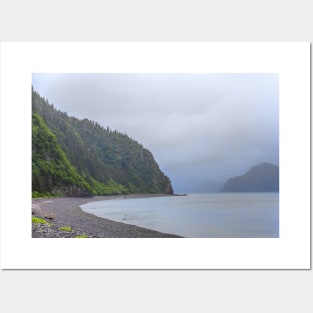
[{"left": 32, "top": 73, "right": 279, "bottom": 193}]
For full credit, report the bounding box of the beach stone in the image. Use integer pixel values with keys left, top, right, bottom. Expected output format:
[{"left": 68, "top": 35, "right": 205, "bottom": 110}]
[{"left": 32, "top": 195, "right": 182, "bottom": 238}]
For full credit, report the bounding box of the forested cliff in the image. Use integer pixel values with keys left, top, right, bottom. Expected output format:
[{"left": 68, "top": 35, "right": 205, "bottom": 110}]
[{"left": 32, "top": 89, "right": 173, "bottom": 197}]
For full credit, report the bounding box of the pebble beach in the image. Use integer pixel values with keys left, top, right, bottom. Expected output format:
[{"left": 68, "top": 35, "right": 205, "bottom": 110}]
[{"left": 32, "top": 195, "right": 182, "bottom": 238}]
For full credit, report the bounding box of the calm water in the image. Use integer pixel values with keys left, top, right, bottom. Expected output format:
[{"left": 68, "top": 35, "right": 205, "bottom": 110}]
[{"left": 80, "top": 193, "right": 279, "bottom": 238}]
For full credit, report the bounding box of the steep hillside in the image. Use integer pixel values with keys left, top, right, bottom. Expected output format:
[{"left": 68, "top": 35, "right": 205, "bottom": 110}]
[
  {"left": 32, "top": 112, "right": 93, "bottom": 197},
  {"left": 220, "top": 163, "right": 279, "bottom": 192},
  {"left": 32, "top": 89, "right": 173, "bottom": 197}
]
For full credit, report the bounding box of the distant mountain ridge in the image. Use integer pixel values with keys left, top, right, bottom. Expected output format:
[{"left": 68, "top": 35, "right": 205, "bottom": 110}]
[
  {"left": 220, "top": 163, "right": 279, "bottom": 192},
  {"left": 32, "top": 88, "right": 173, "bottom": 197}
]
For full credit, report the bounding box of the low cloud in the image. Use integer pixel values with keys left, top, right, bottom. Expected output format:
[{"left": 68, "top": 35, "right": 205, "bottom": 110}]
[{"left": 33, "top": 73, "right": 279, "bottom": 192}]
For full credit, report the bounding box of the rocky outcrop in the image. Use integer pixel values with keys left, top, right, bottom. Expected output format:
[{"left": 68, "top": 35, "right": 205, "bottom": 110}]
[{"left": 221, "top": 163, "right": 279, "bottom": 192}]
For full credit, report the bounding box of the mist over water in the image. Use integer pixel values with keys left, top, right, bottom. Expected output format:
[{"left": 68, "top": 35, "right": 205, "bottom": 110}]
[{"left": 81, "top": 193, "right": 279, "bottom": 238}]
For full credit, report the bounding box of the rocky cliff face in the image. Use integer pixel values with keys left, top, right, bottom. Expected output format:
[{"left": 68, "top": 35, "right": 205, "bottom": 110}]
[{"left": 221, "top": 163, "right": 279, "bottom": 192}]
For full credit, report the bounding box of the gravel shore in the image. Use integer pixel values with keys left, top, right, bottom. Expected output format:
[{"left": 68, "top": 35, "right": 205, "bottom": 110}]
[{"left": 32, "top": 195, "right": 182, "bottom": 238}]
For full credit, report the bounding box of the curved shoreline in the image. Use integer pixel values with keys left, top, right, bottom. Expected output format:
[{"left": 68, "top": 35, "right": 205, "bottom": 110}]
[{"left": 32, "top": 195, "right": 182, "bottom": 238}]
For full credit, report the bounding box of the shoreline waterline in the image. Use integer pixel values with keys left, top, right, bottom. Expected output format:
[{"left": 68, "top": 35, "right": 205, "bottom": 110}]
[
  {"left": 32, "top": 194, "right": 182, "bottom": 238},
  {"left": 80, "top": 192, "right": 279, "bottom": 238}
]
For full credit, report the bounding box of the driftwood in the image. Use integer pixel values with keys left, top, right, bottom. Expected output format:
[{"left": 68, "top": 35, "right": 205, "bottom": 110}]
[{"left": 44, "top": 212, "right": 55, "bottom": 220}]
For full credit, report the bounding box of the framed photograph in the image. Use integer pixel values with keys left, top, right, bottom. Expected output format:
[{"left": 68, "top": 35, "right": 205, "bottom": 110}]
[{"left": 0, "top": 42, "right": 310, "bottom": 269}]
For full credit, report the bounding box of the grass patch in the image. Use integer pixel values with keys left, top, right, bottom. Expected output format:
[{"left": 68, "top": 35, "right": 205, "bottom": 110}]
[
  {"left": 59, "top": 226, "right": 73, "bottom": 232},
  {"left": 74, "top": 234, "right": 88, "bottom": 238},
  {"left": 32, "top": 216, "right": 50, "bottom": 225},
  {"left": 32, "top": 191, "right": 64, "bottom": 198}
]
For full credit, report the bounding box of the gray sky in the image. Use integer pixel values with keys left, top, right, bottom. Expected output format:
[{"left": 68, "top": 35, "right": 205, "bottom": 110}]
[{"left": 32, "top": 73, "right": 279, "bottom": 193}]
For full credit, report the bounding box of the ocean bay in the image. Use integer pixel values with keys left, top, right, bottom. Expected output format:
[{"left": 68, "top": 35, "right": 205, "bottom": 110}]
[{"left": 80, "top": 193, "right": 279, "bottom": 238}]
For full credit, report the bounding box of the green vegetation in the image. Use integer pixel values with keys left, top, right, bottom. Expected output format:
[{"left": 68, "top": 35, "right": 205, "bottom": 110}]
[
  {"left": 32, "top": 111, "right": 93, "bottom": 196},
  {"left": 32, "top": 88, "right": 173, "bottom": 197},
  {"left": 59, "top": 226, "right": 73, "bottom": 232},
  {"left": 32, "top": 216, "right": 50, "bottom": 225},
  {"left": 74, "top": 234, "right": 89, "bottom": 238}
]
